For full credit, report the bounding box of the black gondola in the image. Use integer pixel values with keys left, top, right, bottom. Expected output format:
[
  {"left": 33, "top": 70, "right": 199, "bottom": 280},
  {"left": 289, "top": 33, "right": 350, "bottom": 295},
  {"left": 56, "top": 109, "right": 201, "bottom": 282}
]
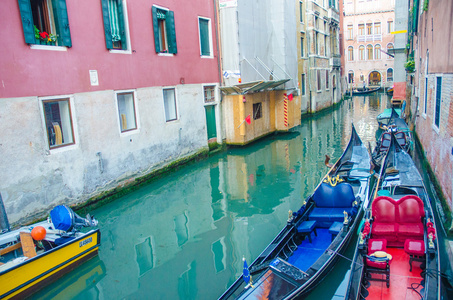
[
  {"left": 345, "top": 133, "right": 440, "bottom": 300},
  {"left": 371, "top": 107, "right": 413, "bottom": 172},
  {"left": 218, "top": 125, "right": 373, "bottom": 300}
]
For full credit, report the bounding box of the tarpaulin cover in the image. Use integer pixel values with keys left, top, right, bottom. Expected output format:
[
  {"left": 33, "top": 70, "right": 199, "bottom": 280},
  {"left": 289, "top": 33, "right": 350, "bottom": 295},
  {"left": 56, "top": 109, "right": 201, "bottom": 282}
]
[{"left": 50, "top": 205, "right": 74, "bottom": 231}]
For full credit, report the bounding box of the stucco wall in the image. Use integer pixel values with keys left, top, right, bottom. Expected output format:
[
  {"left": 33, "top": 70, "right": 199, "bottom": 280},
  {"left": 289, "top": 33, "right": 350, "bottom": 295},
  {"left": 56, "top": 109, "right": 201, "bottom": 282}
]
[{"left": 0, "top": 84, "right": 211, "bottom": 224}]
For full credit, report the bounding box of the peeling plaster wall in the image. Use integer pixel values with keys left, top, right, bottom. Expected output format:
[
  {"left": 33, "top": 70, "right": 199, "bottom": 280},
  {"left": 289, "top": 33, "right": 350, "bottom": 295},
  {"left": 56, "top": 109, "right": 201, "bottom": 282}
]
[{"left": 0, "top": 84, "right": 210, "bottom": 224}]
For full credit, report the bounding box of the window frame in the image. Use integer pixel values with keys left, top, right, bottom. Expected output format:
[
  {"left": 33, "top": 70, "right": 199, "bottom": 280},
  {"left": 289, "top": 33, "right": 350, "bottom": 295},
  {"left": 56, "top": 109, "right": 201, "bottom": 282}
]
[
  {"left": 116, "top": 90, "right": 138, "bottom": 133},
  {"left": 198, "top": 17, "right": 213, "bottom": 58},
  {"left": 253, "top": 103, "right": 262, "bottom": 120},
  {"left": 374, "top": 44, "right": 381, "bottom": 60},
  {"left": 433, "top": 75, "right": 442, "bottom": 131},
  {"left": 152, "top": 5, "right": 177, "bottom": 55},
  {"left": 348, "top": 46, "right": 354, "bottom": 61},
  {"left": 387, "top": 19, "right": 393, "bottom": 34},
  {"left": 163, "top": 87, "right": 178, "bottom": 122},
  {"left": 325, "top": 70, "right": 329, "bottom": 90},
  {"left": 359, "top": 45, "right": 365, "bottom": 60},
  {"left": 387, "top": 68, "right": 393, "bottom": 82},
  {"left": 317, "top": 69, "right": 322, "bottom": 92},
  {"left": 300, "top": 36, "right": 304, "bottom": 57},
  {"left": 40, "top": 95, "right": 76, "bottom": 151},
  {"left": 301, "top": 73, "right": 306, "bottom": 96},
  {"left": 18, "top": 0, "right": 72, "bottom": 49},
  {"left": 203, "top": 85, "right": 216, "bottom": 104},
  {"left": 347, "top": 24, "right": 353, "bottom": 40},
  {"left": 366, "top": 44, "right": 373, "bottom": 60},
  {"left": 101, "top": 0, "right": 132, "bottom": 54}
]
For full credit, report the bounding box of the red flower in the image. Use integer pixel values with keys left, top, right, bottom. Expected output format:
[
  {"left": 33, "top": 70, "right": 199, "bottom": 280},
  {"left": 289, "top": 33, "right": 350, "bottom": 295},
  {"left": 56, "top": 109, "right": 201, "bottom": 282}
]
[{"left": 39, "top": 31, "right": 49, "bottom": 40}]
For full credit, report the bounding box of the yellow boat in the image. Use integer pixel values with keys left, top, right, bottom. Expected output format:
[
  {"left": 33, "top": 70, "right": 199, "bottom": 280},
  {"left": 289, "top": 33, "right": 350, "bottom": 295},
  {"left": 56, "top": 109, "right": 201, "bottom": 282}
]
[{"left": 0, "top": 205, "right": 100, "bottom": 299}]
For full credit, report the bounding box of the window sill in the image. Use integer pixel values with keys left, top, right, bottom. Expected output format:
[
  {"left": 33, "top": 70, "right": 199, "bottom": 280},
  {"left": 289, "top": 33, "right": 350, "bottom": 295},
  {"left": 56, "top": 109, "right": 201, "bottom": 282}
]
[
  {"left": 30, "top": 44, "right": 67, "bottom": 51},
  {"left": 432, "top": 124, "right": 440, "bottom": 135},
  {"left": 48, "top": 143, "right": 78, "bottom": 154},
  {"left": 422, "top": 113, "right": 427, "bottom": 120},
  {"left": 200, "top": 55, "right": 213, "bottom": 59},
  {"left": 109, "top": 49, "right": 132, "bottom": 55},
  {"left": 158, "top": 53, "right": 175, "bottom": 57},
  {"left": 120, "top": 128, "right": 140, "bottom": 137}
]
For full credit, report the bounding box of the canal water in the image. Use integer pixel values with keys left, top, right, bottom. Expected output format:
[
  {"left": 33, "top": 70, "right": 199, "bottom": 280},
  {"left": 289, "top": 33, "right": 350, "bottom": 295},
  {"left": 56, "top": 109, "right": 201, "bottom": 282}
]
[{"left": 31, "top": 93, "right": 395, "bottom": 299}]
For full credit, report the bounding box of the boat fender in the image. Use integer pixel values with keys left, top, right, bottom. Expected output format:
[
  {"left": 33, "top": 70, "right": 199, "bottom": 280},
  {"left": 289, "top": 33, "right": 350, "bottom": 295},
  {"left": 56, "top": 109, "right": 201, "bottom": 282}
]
[{"left": 31, "top": 226, "right": 46, "bottom": 241}]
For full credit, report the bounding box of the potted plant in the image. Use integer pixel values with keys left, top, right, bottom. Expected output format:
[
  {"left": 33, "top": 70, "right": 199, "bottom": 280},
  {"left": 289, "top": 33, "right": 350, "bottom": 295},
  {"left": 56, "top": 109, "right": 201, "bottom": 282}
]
[
  {"left": 404, "top": 60, "right": 415, "bottom": 73},
  {"left": 34, "top": 25, "right": 57, "bottom": 45}
]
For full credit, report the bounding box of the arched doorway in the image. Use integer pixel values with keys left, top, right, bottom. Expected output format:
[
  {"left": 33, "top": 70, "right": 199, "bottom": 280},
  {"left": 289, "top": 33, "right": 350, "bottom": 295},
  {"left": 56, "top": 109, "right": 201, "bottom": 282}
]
[{"left": 368, "top": 71, "right": 381, "bottom": 86}]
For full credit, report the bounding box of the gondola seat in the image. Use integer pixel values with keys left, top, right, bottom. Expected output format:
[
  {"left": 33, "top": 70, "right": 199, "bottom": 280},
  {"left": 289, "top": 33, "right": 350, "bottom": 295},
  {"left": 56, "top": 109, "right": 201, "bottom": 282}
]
[
  {"left": 404, "top": 239, "right": 425, "bottom": 271},
  {"left": 371, "top": 195, "right": 425, "bottom": 247},
  {"left": 309, "top": 182, "right": 357, "bottom": 228},
  {"left": 365, "top": 238, "right": 392, "bottom": 288}
]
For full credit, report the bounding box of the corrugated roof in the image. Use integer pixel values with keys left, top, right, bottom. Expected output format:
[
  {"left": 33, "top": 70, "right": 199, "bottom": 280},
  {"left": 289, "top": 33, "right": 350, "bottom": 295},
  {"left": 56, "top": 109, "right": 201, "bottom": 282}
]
[{"left": 220, "top": 79, "right": 290, "bottom": 95}]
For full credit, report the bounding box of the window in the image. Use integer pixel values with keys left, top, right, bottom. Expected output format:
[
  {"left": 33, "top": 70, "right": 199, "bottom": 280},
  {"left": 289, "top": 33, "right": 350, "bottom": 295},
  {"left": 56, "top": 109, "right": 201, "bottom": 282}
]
[
  {"left": 163, "top": 88, "right": 177, "bottom": 121},
  {"left": 43, "top": 98, "right": 74, "bottom": 148},
  {"left": 387, "top": 68, "right": 393, "bottom": 81},
  {"left": 253, "top": 103, "right": 262, "bottom": 120},
  {"left": 317, "top": 70, "right": 321, "bottom": 91},
  {"left": 434, "top": 77, "right": 442, "bottom": 128},
  {"left": 299, "top": 1, "right": 303, "bottom": 23},
  {"left": 301, "top": 74, "right": 306, "bottom": 95},
  {"left": 117, "top": 92, "right": 137, "bottom": 132},
  {"left": 204, "top": 86, "right": 215, "bottom": 103},
  {"left": 348, "top": 71, "right": 354, "bottom": 83},
  {"left": 358, "top": 23, "right": 365, "bottom": 35},
  {"left": 152, "top": 6, "right": 177, "bottom": 54},
  {"left": 366, "top": 45, "right": 373, "bottom": 60},
  {"left": 387, "top": 19, "right": 393, "bottom": 33},
  {"left": 199, "top": 17, "right": 212, "bottom": 56},
  {"left": 366, "top": 22, "right": 372, "bottom": 35},
  {"left": 315, "top": 33, "right": 319, "bottom": 54},
  {"left": 374, "top": 44, "right": 381, "bottom": 59},
  {"left": 424, "top": 77, "right": 428, "bottom": 115},
  {"left": 374, "top": 22, "right": 381, "bottom": 34},
  {"left": 18, "top": 0, "right": 72, "bottom": 47},
  {"left": 347, "top": 25, "right": 353, "bottom": 40},
  {"left": 315, "top": 16, "right": 318, "bottom": 30},
  {"left": 324, "top": 35, "right": 327, "bottom": 56},
  {"left": 101, "top": 0, "right": 128, "bottom": 50},
  {"left": 326, "top": 70, "right": 329, "bottom": 89},
  {"left": 348, "top": 46, "right": 354, "bottom": 61},
  {"left": 300, "top": 37, "right": 304, "bottom": 57},
  {"left": 359, "top": 45, "right": 365, "bottom": 60},
  {"left": 387, "top": 43, "right": 394, "bottom": 59}
]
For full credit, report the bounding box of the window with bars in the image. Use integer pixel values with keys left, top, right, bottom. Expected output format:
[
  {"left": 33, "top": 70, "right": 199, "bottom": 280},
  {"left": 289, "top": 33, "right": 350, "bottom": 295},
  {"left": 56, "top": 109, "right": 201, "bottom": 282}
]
[
  {"left": 18, "top": 0, "right": 72, "bottom": 47},
  {"left": 204, "top": 86, "right": 216, "bottom": 103},
  {"left": 253, "top": 103, "right": 262, "bottom": 120},
  {"left": 152, "top": 6, "right": 177, "bottom": 54}
]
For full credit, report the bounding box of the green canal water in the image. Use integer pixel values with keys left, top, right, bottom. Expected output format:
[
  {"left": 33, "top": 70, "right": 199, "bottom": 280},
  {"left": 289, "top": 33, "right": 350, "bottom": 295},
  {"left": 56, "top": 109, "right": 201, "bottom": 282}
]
[{"left": 31, "top": 93, "right": 430, "bottom": 299}]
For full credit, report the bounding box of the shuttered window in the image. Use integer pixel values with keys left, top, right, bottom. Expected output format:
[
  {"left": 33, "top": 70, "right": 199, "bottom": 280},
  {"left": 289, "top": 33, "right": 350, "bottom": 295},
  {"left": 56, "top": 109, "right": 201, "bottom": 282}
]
[
  {"left": 199, "top": 18, "right": 211, "bottom": 56},
  {"left": 18, "top": 0, "right": 72, "bottom": 47},
  {"left": 152, "top": 6, "right": 177, "bottom": 54},
  {"left": 101, "top": 0, "right": 127, "bottom": 50}
]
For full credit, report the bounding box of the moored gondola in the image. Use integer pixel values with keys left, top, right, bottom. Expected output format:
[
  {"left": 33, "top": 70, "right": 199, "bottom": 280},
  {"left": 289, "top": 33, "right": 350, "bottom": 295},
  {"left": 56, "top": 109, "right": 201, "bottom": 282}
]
[
  {"left": 352, "top": 87, "right": 380, "bottom": 95},
  {"left": 345, "top": 133, "right": 440, "bottom": 300},
  {"left": 371, "top": 107, "right": 413, "bottom": 172},
  {"left": 218, "top": 125, "right": 373, "bottom": 300}
]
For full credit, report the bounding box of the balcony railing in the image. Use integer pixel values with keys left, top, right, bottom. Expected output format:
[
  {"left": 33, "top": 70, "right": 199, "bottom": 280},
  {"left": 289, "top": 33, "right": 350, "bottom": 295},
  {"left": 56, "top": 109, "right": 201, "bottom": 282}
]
[
  {"left": 357, "top": 34, "right": 382, "bottom": 42},
  {"left": 328, "top": 8, "right": 339, "bottom": 23}
]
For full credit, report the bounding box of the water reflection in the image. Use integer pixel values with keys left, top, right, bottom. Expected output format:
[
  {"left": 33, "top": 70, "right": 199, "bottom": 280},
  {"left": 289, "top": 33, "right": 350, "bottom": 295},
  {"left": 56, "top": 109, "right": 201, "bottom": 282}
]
[{"left": 31, "top": 93, "right": 391, "bottom": 300}]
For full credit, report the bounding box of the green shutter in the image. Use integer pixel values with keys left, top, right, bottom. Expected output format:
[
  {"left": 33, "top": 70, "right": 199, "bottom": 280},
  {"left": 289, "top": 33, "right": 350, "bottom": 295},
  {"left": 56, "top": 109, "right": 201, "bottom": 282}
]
[
  {"left": 17, "top": 0, "right": 35, "bottom": 44},
  {"left": 205, "top": 105, "right": 217, "bottom": 139},
  {"left": 199, "top": 19, "right": 210, "bottom": 56},
  {"left": 166, "top": 11, "right": 177, "bottom": 54},
  {"left": 116, "top": 0, "right": 127, "bottom": 50},
  {"left": 152, "top": 6, "right": 160, "bottom": 53},
  {"left": 52, "top": 0, "right": 72, "bottom": 47},
  {"left": 101, "top": 0, "right": 113, "bottom": 49}
]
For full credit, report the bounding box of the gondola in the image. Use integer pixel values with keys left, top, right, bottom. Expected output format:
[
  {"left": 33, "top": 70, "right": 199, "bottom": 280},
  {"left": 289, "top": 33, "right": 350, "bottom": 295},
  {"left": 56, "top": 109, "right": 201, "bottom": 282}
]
[
  {"left": 345, "top": 133, "right": 440, "bottom": 300},
  {"left": 352, "top": 87, "right": 380, "bottom": 95},
  {"left": 218, "top": 125, "right": 373, "bottom": 300},
  {"left": 371, "top": 107, "right": 413, "bottom": 172}
]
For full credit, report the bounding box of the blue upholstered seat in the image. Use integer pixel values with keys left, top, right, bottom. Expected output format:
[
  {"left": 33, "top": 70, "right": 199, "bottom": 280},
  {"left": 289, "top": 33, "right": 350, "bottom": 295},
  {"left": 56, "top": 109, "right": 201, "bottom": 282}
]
[{"left": 309, "top": 182, "right": 356, "bottom": 228}]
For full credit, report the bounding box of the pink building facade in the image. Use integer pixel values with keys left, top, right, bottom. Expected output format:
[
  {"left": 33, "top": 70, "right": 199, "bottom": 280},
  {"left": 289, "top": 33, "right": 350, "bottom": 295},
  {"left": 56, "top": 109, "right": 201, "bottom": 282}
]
[
  {"left": 343, "top": 0, "right": 395, "bottom": 90},
  {"left": 0, "top": 0, "right": 221, "bottom": 224}
]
